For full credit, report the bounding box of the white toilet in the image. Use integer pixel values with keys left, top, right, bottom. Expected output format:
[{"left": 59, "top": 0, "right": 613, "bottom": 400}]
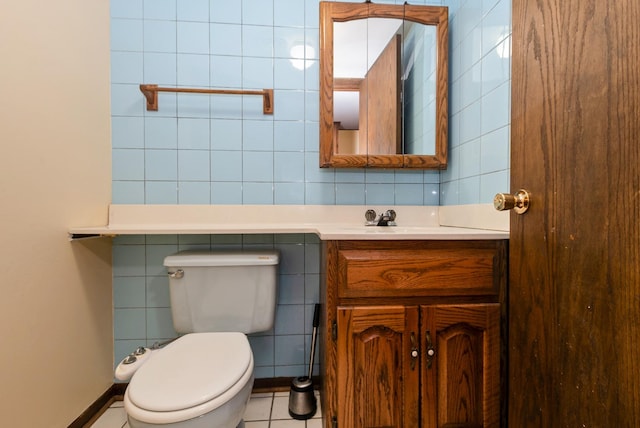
[{"left": 123, "top": 250, "right": 279, "bottom": 428}]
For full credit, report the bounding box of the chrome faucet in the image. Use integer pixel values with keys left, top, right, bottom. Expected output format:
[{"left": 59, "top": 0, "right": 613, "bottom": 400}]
[{"left": 365, "top": 209, "right": 397, "bottom": 226}]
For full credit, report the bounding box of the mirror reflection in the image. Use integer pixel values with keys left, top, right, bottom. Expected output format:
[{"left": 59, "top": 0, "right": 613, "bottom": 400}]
[
  {"left": 334, "top": 19, "right": 438, "bottom": 157},
  {"left": 333, "top": 18, "right": 403, "bottom": 155},
  {"left": 319, "top": 2, "right": 448, "bottom": 169}
]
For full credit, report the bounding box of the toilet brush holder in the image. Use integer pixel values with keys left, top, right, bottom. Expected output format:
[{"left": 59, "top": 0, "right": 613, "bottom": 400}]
[
  {"left": 288, "top": 376, "right": 316, "bottom": 420},
  {"left": 288, "top": 304, "right": 320, "bottom": 420}
]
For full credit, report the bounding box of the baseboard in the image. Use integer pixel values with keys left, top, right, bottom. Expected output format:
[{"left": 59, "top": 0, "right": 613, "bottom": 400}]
[
  {"left": 253, "top": 376, "right": 321, "bottom": 392},
  {"left": 67, "top": 384, "right": 126, "bottom": 428},
  {"left": 69, "top": 378, "right": 319, "bottom": 427}
]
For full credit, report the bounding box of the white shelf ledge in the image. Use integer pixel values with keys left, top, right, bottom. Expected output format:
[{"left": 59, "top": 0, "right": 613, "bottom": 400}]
[{"left": 69, "top": 204, "right": 508, "bottom": 241}]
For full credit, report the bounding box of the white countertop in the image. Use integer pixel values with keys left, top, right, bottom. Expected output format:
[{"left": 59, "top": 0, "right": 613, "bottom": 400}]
[{"left": 69, "top": 204, "right": 509, "bottom": 241}]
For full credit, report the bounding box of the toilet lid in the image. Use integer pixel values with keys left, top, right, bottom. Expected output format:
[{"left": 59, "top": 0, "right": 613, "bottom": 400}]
[{"left": 127, "top": 332, "right": 252, "bottom": 412}]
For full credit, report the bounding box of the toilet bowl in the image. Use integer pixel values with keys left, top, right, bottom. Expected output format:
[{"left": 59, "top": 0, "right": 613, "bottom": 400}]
[{"left": 124, "top": 333, "right": 254, "bottom": 428}]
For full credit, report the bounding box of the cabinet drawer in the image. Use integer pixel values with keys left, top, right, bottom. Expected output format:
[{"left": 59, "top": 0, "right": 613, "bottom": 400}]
[{"left": 337, "top": 247, "right": 498, "bottom": 298}]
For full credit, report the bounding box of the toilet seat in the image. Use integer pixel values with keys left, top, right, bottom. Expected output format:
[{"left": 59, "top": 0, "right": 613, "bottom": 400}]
[{"left": 124, "top": 332, "right": 254, "bottom": 424}]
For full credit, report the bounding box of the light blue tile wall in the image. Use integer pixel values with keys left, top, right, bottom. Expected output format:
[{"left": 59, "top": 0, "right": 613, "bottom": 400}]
[
  {"left": 109, "top": 0, "right": 510, "bottom": 379},
  {"left": 110, "top": 0, "right": 442, "bottom": 206},
  {"left": 442, "top": 0, "right": 511, "bottom": 205}
]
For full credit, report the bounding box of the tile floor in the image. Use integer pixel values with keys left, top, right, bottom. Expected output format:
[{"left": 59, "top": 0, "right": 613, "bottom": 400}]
[{"left": 90, "top": 391, "right": 323, "bottom": 428}]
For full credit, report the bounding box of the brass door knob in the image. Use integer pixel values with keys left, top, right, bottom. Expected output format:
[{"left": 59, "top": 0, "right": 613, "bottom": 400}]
[{"left": 494, "top": 189, "right": 531, "bottom": 214}]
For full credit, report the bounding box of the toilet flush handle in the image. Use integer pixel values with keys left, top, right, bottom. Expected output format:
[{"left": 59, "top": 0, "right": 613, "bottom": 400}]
[{"left": 168, "top": 269, "right": 184, "bottom": 279}]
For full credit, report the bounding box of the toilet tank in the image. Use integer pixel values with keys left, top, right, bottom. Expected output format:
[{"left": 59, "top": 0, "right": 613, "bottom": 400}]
[{"left": 163, "top": 251, "right": 279, "bottom": 334}]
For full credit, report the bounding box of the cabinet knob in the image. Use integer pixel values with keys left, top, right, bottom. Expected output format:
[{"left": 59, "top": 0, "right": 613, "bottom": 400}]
[
  {"left": 410, "top": 332, "right": 419, "bottom": 370},
  {"left": 425, "top": 330, "right": 436, "bottom": 369}
]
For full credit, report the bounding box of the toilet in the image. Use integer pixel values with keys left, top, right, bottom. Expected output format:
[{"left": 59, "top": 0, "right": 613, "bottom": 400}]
[{"left": 123, "top": 250, "right": 279, "bottom": 428}]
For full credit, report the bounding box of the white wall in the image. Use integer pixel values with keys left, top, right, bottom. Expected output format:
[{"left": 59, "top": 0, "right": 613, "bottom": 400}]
[{"left": 0, "top": 1, "right": 113, "bottom": 426}]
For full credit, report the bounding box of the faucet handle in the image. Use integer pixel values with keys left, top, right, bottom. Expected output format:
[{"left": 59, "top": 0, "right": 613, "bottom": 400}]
[
  {"left": 365, "top": 209, "right": 377, "bottom": 222},
  {"left": 365, "top": 209, "right": 396, "bottom": 226}
]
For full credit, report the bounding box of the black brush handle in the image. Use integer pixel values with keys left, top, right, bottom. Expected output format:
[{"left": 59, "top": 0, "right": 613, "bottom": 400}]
[{"left": 312, "top": 303, "right": 320, "bottom": 328}]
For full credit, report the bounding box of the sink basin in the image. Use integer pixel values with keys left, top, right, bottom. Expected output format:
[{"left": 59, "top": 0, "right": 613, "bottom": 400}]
[
  {"left": 336, "top": 226, "right": 438, "bottom": 233},
  {"left": 316, "top": 225, "right": 508, "bottom": 240}
]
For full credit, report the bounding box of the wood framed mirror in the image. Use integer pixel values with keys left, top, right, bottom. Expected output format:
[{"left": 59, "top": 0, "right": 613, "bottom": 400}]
[{"left": 319, "top": 1, "right": 448, "bottom": 169}]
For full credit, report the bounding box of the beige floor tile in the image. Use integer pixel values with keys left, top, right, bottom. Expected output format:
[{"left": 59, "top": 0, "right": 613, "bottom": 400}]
[
  {"left": 90, "top": 407, "right": 127, "bottom": 428},
  {"left": 243, "top": 394, "right": 273, "bottom": 421},
  {"left": 244, "top": 422, "right": 270, "bottom": 428},
  {"left": 306, "top": 419, "right": 324, "bottom": 428},
  {"left": 269, "top": 419, "right": 307, "bottom": 428},
  {"left": 270, "top": 395, "right": 293, "bottom": 420}
]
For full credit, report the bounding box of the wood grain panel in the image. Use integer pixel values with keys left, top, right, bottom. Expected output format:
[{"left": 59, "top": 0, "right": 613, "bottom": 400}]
[
  {"left": 362, "top": 34, "right": 402, "bottom": 157},
  {"left": 337, "top": 306, "right": 419, "bottom": 428},
  {"left": 510, "top": 0, "right": 640, "bottom": 426},
  {"left": 320, "top": 241, "right": 336, "bottom": 428},
  {"left": 422, "top": 304, "right": 500, "bottom": 428},
  {"left": 334, "top": 78, "right": 362, "bottom": 91},
  {"left": 337, "top": 248, "right": 497, "bottom": 298}
]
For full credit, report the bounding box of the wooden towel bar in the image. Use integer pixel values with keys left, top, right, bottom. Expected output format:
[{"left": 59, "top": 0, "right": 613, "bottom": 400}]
[{"left": 139, "top": 84, "right": 274, "bottom": 114}]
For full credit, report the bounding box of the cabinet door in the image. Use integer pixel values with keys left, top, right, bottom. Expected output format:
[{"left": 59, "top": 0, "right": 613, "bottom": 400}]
[
  {"left": 337, "top": 305, "right": 420, "bottom": 428},
  {"left": 422, "top": 304, "right": 501, "bottom": 428}
]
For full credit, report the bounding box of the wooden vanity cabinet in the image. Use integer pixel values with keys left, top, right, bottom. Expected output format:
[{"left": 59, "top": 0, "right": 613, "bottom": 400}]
[{"left": 320, "top": 240, "right": 507, "bottom": 428}]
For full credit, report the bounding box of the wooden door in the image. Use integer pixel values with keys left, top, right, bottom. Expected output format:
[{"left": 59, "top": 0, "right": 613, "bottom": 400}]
[
  {"left": 422, "top": 304, "right": 501, "bottom": 428},
  {"left": 362, "top": 34, "right": 402, "bottom": 157},
  {"left": 510, "top": 0, "right": 640, "bottom": 426},
  {"left": 336, "top": 306, "right": 419, "bottom": 427}
]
